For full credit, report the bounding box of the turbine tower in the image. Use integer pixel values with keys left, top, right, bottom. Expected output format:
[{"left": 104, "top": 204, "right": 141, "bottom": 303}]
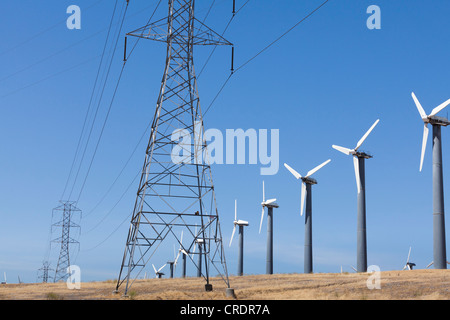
[
  {"left": 115, "top": 0, "right": 233, "bottom": 296},
  {"left": 284, "top": 159, "right": 331, "bottom": 274},
  {"left": 412, "top": 91, "right": 450, "bottom": 269},
  {"left": 259, "top": 181, "right": 279, "bottom": 275},
  {"left": 332, "top": 119, "right": 380, "bottom": 273},
  {"left": 229, "top": 200, "right": 249, "bottom": 276},
  {"left": 51, "top": 201, "right": 81, "bottom": 282}
]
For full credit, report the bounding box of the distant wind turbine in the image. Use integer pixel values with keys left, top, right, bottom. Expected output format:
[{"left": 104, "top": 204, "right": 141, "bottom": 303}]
[
  {"left": 332, "top": 119, "right": 380, "bottom": 273},
  {"left": 229, "top": 199, "right": 249, "bottom": 276},
  {"left": 284, "top": 159, "right": 331, "bottom": 273},
  {"left": 259, "top": 181, "right": 279, "bottom": 274},
  {"left": 412, "top": 92, "right": 450, "bottom": 269}
]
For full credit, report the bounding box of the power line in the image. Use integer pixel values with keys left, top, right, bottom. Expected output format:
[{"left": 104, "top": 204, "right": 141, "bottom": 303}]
[
  {"left": 203, "top": 0, "right": 332, "bottom": 117},
  {"left": 0, "top": 0, "right": 105, "bottom": 57},
  {"left": 61, "top": 0, "right": 121, "bottom": 201}
]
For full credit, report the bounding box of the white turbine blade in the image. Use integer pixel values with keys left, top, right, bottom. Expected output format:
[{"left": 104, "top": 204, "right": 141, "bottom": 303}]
[
  {"left": 402, "top": 265, "right": 407, "bottom": 271},
  {"left": 426, "top": 261, "right": 433, "bottom": 269},
  {"left": 152, "top": 264, "right": 157, "bottom": 274},
  {"left": 158, "top": 264, "right": 167, "bottom": 272},
  {"left": 229, "top": 225, "right": 236, "bottom": 247},
  {"left": 406, "top": 246, "right": 411, "bottom": 263},
  {"left": 350, "top": 265, "right": 357, "bottom": 272},
  {"left": 235, "top": 199, "right": 237, "bottom": 221},
  {"left": 174, "top": 250, "right": 181, "bottom": 266},
  {"left": 180, "top": 230, "right": 183, "bottom": 246},
  {"left": 332, "top": 145, "right": 352, "bottom": 155},
  {"left": 300, "top": 182, "right": 306, "bottom": 216},
  {"left": 355, "top": 119, "right": 380, "bottom": 151},
  {"left": 412, "top": 92, "right": 428, "bottom": 120},
  {"left": 262, "top": 180, "right": 265, "bottom": 202},
  {"left": 353, "top": 156, "right": 361, "bottom": 194},
  {"left": 306, "top": 159, "right": 331, "bottom": 178},
  {"left": 259, "top": 206, "right": 265, "bottom": 234},
  {"left": 420, "top": 124, "right": 429, "bottom": 172},
  {"left": 430, "top": 98, "right": 450, "bottom": 117},
  {"left": 284, "top": 163, "right": 302, "bottom": 179}
]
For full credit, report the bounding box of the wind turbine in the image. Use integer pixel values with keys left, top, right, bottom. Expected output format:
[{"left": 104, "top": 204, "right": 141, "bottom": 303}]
[
  {"left": 177, "top": 231, "right": 189, "bottom": 278},
  {"left": 412, "top": 91, "right": 450, "bottom": 269},
  {"left": 259, "top": 181, "right": 279, "bottom": 274},
  {"left": 284, "top": 159, "right": 331, "bottom": 274},
  {"left": 332, "top": 118, "right": 380, "bottom": 273},
  {"left": 167, "top": 244, "right": 181, "bottom": 278},
  {"left": 152, "top": 263, "right": 167, "bottom": 279},
  {"left": 402, "top": 247, "right": 416, "bottom": 270},
  {"left": 191, "top": 225, "right": 205, "bottom": 278},
  {"left": 229, "top": 199, "right": 249, "bottom": 276}
]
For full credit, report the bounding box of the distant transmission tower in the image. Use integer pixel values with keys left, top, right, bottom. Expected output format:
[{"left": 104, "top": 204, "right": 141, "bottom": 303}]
[
  {"left": 115, "top": 0, "right": 233, "bottom": 296},
  {"left": 37, "top": 261, "right": 53, "bottom": 283},
  {"left": 52, "top": 201, "right": 81, "bottom": 282}
]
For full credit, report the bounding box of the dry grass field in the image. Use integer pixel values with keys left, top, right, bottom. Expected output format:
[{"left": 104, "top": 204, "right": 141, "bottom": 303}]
[{"left": 0, "top": 269, "right": 448, "bottom": 300}]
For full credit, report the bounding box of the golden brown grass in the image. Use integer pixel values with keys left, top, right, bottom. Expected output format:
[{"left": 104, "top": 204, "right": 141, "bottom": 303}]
[{"left": 0, "top": 269, "right": 448, "bottom": 300}]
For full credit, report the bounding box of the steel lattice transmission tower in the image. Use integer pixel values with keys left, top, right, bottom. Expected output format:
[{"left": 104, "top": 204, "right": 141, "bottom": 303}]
[
  {"left": 37, "top": 261, "right": 53, "bottom": 283},
  {"left": 52, "top": 201, "right": 81, "bottom": 282},
  {"left": 115, "top": 0, "right": 233, "bottom": 295}
]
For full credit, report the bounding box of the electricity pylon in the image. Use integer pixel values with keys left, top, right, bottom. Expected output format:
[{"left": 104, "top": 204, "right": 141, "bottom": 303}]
[
  {"left": 115, "top": 0, "right": 233, "bottom": 296},
  {"left": 37, "top": 261, "right": 53, "bottom": 283},
  {"left": 52, "top": 201, "right": 81, "bottom": 282}
]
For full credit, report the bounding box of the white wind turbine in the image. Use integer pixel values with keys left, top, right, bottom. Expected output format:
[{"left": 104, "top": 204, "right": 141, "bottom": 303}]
[
  {"left": 259, "top": 181, "right": 279, "bottom": 274},
  {"left": 332, "top": 119, "right": 380, "bottom": 273},
  {"left": 152, "top": 263, "right": 167, "bottom": 278},
  {"left": 229, "top": 199, "right": 249, "bottom": 276},
  {"left": 402, "top": 246, "right": 416, "bottom": 271},
  {"left": 284, "top": 159, "right": 331, "bottom": 273},
  {"left": 411, "top": 92, "right": 450, "bottom": 270}
]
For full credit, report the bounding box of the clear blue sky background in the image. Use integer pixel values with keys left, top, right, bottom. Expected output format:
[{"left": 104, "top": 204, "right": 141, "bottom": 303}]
[{"left": 1, "top": 0, "right": 450, "bottom": 283}]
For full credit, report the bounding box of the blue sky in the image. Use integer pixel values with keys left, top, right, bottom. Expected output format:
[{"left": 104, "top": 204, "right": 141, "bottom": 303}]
[{"left": 1, "top": 0, "right": 450, "bottom": 284}]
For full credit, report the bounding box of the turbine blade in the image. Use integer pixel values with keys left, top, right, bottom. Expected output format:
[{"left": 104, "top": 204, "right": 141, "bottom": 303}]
[
  {"left": 262, "top": 180, "right": 265, "bottom": 202},
  {"left": 152, "top": 264, "right": 157, "bottom": 274},
  {"left": 353, "top": 156, "right": 361, "bottom": 194},
  {"left": 284, "top": 163, "right": 302, "bottom": 179},
  {"left": 300, "top": 182, "right": 306, "bottom": 216},
  {"left": 420, "top": 124, "right": 429, "bottom": 172},
  {"left": 412, "top": 92, "right": 428, "bottom": 120},
  {"left": 229, "top": 225, "right": 236, "bottom": 247},
  {"left": 332, "top": 145, "right": 352, "bottom": 155},
  {"left": 430, "top": 98, "right": 450, "bottom": 117},
  {"left": 259, "top": 206, "right": 265, "bottom": 234},
  {"left": 158, "top": 264, "right": 167, "bottom": 272},
  {"left": 355, "top": 119, "right": 380, "bottom": 151},
  {"left": 235, "top": 199, "right": 237, "bottom": 221},
  {"left": 407, "top": 246, "right": 411, "bottom": 263},
  {"left": 306, "top": 159, "right": 331, "bottom": 178}
]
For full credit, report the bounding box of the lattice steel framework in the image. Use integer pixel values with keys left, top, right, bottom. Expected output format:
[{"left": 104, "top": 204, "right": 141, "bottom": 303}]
[
  {"left": 115, "top": 0, "right": 232, "bottom": 295},
  {"left": 52, "top": 201, "right": 81, "bottom": 282},
  {"left": 37, "top": 261, "right": 53, "bottom": 283}
]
